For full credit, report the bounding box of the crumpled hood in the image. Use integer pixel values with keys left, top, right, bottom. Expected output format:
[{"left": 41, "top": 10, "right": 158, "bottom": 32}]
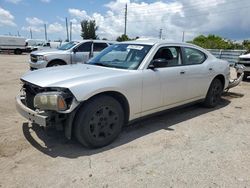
[
  {"left": 31, "top": 49, "right": 68, "bottom": 56},
  {"left": 21, "top": 64, "right": 128, "bottom": 88}
]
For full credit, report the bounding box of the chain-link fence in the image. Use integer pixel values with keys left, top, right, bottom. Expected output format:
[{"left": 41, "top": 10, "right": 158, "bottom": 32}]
[{"left": 207, "top": 49, "right": 247, "bottom": 64}]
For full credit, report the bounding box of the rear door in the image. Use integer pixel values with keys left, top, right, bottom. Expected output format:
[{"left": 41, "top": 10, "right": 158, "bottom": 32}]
[
  {"left": 72, "top": 42, "right": 92, "bottom": 64},
  {"left": 181, "top": 47, "right": 211, "bottom": 98}
]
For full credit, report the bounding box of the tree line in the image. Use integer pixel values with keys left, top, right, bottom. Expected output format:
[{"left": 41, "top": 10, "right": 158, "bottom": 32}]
[{"left": 188, "top": 34, "right": 250, "bottom": 52}]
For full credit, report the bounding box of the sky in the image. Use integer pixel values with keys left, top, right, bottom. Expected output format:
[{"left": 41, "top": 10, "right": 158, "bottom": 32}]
[{"left": 0, "top": 0, "right": 250, "bottom": 42}]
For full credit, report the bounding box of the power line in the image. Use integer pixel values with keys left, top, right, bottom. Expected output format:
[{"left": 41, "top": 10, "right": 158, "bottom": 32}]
[
  {"left": 65, "top": 17, "right": 69, "bottom": 41},
  {"left": 124, "top": 3, "right": 127, "bottom": 35},
  {"left": 30, "top": 28, "right": 33, "bottom": 39},
  {"left": 44, "top": 24, "right": 47, "bottom": 41},
  {"left": 159, "top": 28, "right": 163, "bottom": 39},
  {"left": 69, "top": 21, "right": 72, "bottom": 41}
]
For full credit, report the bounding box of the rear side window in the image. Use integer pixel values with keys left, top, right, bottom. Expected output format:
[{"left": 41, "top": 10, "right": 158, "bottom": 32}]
[
  {"left": 94, "top": 43, "right": 108, "bottom": 52},
  {"left": 183, "top": 47, "right": 207, "bottom": 65},
  {"left": 76, "top": 42, "right": 92, "bottom": 52}
]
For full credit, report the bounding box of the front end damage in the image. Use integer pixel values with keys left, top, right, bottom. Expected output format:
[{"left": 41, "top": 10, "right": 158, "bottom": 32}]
[
  {"left": 15, "top": 81, "right": 79, "bottom": 139},
  {"left": 226, "top": 63, "right": 245, "bottom": 90}
]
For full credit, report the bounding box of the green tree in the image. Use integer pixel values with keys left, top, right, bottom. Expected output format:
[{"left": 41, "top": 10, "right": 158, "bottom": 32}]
[
  {"left": 80, "top": 20, "right": 98, "bottom": 39},
  {"left": 243, "top": 40, "right": 250, "bottom": 52},
  {"left": 116, "top": 34, "right": 130, "bottom": 42},
  {"left": 116, "top": 35, "right": 140, "bottom": 42},
  {"left": 189, "top": 34, "right": 235, "bottom": 49}
]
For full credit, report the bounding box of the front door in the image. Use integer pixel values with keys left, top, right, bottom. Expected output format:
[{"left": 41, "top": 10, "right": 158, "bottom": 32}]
[
  {"left": 141, "top": 46, "right": 188, "bottom": 115},
  {"left": 72, "top": 42, "right": 92, "bottom": 64}
]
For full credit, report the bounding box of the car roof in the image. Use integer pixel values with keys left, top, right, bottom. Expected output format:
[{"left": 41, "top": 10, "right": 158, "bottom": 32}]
[
  {"left": 119, "top": 39, "right": 200, "bottom": 47},
  {"left": 73, "top": 40, "right": 115, "bottom": 43}
]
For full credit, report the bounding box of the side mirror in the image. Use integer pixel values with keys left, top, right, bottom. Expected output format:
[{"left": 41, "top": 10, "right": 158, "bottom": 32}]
[{"left": 149, "top": 58, "right": 168, "bottom": 69}]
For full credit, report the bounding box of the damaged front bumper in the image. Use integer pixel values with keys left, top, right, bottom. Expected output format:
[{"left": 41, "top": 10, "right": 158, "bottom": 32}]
[
  {"left": 16, "top": 94, "right": 48, "bottom": 126},
  {"left": 227, "top": 64, "right": 245, "bottom": 90}
]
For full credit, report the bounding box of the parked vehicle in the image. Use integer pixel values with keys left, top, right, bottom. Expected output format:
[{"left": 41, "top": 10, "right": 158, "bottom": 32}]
[
  {"left": 16, "top": 40, "right": 232, "bottom": 148},
  {"left": 31, "top": 41, "right": 63, "bottom": 51},
  {"left": 238, "top": 53, "right": 250, "bottom": 80},
  {"left": 0, "top": 35, "right": 26, "bottom": 54},
  {"left": 29, "top": 40, "right": 113, "bottom": 70},
  {"left": 25, "top": 39, "right": 46, "bottom": 52}
]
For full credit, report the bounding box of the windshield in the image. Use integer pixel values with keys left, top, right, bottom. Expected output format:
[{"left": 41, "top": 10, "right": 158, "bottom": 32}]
[
  {"left": 87, "top": 43, "right": 152, "bottom": 70},
  {"left": 58, "top": 41, "right": 79, "bottom": 50}
]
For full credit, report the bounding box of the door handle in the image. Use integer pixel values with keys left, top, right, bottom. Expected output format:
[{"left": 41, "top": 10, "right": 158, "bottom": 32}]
[
  {"left": 209, "top": 68, "right": 213, "bottom": 71},
  {"left": 180, "top": 71, "right": 185, "bottom": 74}
]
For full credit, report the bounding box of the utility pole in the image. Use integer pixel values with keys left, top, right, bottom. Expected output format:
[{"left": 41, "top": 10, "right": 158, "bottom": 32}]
[
  {"left": 30, "top": 28, "right": 33, "bottom": 39},
  {"left": 69, "top": 21, "right": 72, "bottom": 41},
  {"left": 44, "top": 24, "right": 47, "bottom": 41},
  {"left": 65, "top": 17, "right": 69, "bottom": 41},
  {"left": 182, "top": 31, "right": 185, "bottom": 42},
  {"left": 159, "top": 28, "right": 163, "bottom": 39},
  {"left": 17, "top": 31, "right": 20, "bottom": 37},
  {"left": 124, "top": 3, "right": 127, "bottom": 36}
]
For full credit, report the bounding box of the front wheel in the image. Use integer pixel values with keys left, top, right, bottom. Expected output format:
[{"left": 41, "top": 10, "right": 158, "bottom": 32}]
[
  {"left": 203, "top": 78, "right": 223, "bottom": 108},
  {"left": 74, "top": 95, "right": 124, "bottom": 148},
  {"left": 47, "top": 61, "right": 65, "bottom": 67}
]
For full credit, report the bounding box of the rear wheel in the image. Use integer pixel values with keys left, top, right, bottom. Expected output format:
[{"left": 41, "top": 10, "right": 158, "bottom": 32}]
[
  {"left": 74, "top": 95, "right": 124, "bottom": 148},
  {"left": 204, "top": 78, "right": 223, "bottom": 108}
]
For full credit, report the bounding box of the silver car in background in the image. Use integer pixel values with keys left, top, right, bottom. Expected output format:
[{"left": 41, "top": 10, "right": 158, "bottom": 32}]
[
  {"left": 17, "top": 40, "right": 232, "bottom": 148},
  {"left": 29, "top": 40, "right": 113, "bottom": 70}
]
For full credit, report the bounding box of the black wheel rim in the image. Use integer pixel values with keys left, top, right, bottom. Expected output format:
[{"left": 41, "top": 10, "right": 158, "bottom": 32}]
[
  {"left": 88, "top": 106, "right": 119, "bottom": 141},
  {"left": 211, "top": 81, "right": 222, "bottom": 105}
]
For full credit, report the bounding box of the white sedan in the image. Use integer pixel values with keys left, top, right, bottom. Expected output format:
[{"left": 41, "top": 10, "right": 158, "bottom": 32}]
[{"left": 16, "top": 40, "right": 231, "bottom": 148}]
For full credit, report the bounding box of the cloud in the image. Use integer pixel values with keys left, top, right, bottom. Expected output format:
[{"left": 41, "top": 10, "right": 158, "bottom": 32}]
[
  {"left": 22, "top": 17, "right": 44, "bottom": 34},
  {"left": 0, "top": 7, "right": 16, "bottom": 26},
  {"left": 66, "top": 0, "right": 250, "bottom": 41},
  {"left": 5, "top": 0, "right": 22, "bottom": 4},
  {"left": 47, "top": 22, "right": 64, "bottom": 33},
  {"left": 68, "top": 8, "right": 90, "bottom": 20},
  {"left": 26, "top": 17, "right": 44, "bottom": 25}
]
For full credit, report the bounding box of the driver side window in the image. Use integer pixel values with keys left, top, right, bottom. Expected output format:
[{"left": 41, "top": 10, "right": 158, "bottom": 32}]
[
  {"left": 75, "top": 42, "right": 92, "bottom": 52},
  {"left": 152, "top": 47, "right": 182, "bottom": 68}
]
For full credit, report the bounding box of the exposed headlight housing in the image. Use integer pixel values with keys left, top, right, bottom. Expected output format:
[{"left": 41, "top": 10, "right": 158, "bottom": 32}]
[
  {"left": 37, "top": 55, "right": 47, "bottom": 61},
  {"left": 34, "top": 92, "right": 68, "bottom": 111}
]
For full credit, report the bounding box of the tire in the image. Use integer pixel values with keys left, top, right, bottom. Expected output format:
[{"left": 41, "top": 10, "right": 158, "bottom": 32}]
[
  {"left": 47, "top": 61, "right": 65, "bottom": 67},
  {"left": 14, "top": 49, "right": 22, "bottom": 55},
  {"left": 243, "top": 74, "right": 248, "bottom": 81},
  {"left": 203, "top": 78, "right": 223, "bottom": 108},
  {"left": 74, "top": 95, "right": 124, "bottom": 148}
]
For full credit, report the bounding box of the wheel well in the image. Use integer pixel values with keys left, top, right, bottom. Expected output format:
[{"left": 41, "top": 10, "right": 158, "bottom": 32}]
[
  {"left": 77, "top": 91, "right": 130, "bottom": 124},
  {"left": 47, "top": 59, "right": 67, "bottom": 67},
  {"left": 214, "top": 74, "right": 225, "bottom": 89},
  {"left": 92, "top": 91, "right": 130, "bottom": 124},
  {"left": 67, "top": 91, "right": 130, "bottom": 139}
]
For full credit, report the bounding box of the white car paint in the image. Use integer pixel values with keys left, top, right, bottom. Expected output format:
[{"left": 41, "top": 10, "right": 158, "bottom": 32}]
[{"left": 17, "top": 40, "right": 230, "bottom": 123}]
